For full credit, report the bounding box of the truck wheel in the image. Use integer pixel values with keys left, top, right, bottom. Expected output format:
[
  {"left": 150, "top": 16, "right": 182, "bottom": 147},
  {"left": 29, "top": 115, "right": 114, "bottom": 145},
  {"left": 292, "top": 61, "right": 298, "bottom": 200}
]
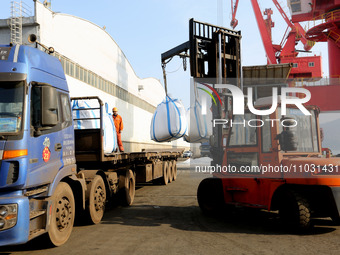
[
  {"left": 119, "top": 170, "right": 135, "bottom": 206},
  {"left": 279, "top": 190, "right": 312, "bottom": 229},
  {"left": 161, "top": 161, "right": 169, "bottom": 185},
  {"left": 197, "top": 178, "right": 224, "bottom": 216},
  {"left": 86, "top": 175, "right": 106, "bottom": 224},
  {"left": 168, "top": 161, "right": 173, "bottom": 183},
  {"left": 48, "top": 182, "right": 75, "bottom": 246},
  {"left": 171, "top": 160, "right": 177, "bottom": 181}
]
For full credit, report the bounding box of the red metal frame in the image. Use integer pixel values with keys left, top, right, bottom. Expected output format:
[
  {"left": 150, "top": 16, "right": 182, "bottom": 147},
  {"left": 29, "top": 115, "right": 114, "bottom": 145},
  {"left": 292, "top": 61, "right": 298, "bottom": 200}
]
[
  {"left": 287, "top": 0, "right": 340, "bottom": 77},
  {"left": 250, "top": 0, "right": 277, "bottom": 64},
  {"left": 272, "top": 0, "right": 313, "bottom": 52},
  {"left": 291, "top": 0, "right": 340, "bottom": 23},
  {"left": 230, "top": 0, "right": 322, "bottom": 78},
  {"left": 230, "top": 0, "right": 240, "bottom": 29}
]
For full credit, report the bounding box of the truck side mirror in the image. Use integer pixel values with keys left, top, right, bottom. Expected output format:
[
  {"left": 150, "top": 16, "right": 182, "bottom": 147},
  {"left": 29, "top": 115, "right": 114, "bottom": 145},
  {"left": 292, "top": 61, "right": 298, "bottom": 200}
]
[
  {"left": 41, "top": 86, "right": 58, "bottom": 127},
  {"left": 277, "top": 117, "right": 298, "bottom": 151}
]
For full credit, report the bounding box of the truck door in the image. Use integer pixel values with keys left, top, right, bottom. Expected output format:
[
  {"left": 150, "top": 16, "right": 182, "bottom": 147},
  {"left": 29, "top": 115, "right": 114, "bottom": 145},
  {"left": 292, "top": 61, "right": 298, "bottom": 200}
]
[
  {"left": 27, "top": 84, "right": 64, "bottom": 187},
  {"left": 58, "top": 92, "right": 75, "bottom": 168}
]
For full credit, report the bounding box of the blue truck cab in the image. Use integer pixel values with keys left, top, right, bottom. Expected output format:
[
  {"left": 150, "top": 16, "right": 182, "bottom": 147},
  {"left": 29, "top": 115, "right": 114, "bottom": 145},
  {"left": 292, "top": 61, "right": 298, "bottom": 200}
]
[{"left": 0, "top": 44, "right": 83, "bottom": 246}]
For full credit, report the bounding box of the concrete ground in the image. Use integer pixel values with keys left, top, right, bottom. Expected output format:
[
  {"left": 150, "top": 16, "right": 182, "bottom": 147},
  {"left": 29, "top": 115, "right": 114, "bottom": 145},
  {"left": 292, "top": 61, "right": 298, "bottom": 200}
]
[{"left": 1, "top": 158, "right": 340, "bottom": 255}]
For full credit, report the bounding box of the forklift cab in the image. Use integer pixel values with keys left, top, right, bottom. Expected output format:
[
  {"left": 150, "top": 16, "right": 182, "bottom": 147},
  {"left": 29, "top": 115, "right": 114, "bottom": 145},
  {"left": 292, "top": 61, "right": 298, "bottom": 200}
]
[{"left": 218, "top": 97, "right": 321, "bottom": 180}]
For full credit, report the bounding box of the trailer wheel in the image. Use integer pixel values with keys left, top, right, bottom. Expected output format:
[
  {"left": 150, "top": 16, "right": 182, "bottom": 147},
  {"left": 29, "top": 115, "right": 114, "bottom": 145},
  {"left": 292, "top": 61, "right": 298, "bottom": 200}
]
[
  {"left": 47, "top": 182, "right": 75, "bottom": 246},
  {"left": 161, "top": 161, "right": 169, "bottom": 185},
  {"left": 86, "top": 175, "right": 106, "bottom": 224},
  {"left": 119, "top": 170, "right": 135, "bottom": 206},
  {"left": 171, "top": 160, "right": 177, "bottom": 181},
  {"left": 279, "top": 190, "right": 312, "bottom": 229},
  {"left": 197, "top": 178, "right": 224, "bottom": 216},
  {"left": 168, "top": 161, "right": 173, "bottom": 183}
]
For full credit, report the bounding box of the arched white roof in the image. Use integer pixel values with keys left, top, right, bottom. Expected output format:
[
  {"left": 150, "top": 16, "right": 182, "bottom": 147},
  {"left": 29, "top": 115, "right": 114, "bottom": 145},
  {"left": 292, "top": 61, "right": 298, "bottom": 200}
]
[{"left": 34, "top": 0, "right": 165, "bottom": 106}]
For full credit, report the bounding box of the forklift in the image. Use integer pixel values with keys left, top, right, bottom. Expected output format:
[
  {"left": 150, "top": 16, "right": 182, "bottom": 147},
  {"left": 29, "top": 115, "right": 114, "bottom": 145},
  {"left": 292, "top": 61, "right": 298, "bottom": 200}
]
[{"left": 162, "top": 19, "right": 340, "bottom": 229}]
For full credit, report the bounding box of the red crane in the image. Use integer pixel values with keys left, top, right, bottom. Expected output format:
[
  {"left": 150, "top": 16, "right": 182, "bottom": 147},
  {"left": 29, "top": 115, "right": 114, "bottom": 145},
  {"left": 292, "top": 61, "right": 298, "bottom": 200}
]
[
  {"left": 231, "top": 0, "right": 340, "bottom": 112},
  {"left": 289, "top": 0, "right": 340, "bottom": 78},
  {"left": 230, "top": 0, "right": 240, "bottom": 29},
  {"left": 231, "top": 0, "right": 322, "bottom": 79}
]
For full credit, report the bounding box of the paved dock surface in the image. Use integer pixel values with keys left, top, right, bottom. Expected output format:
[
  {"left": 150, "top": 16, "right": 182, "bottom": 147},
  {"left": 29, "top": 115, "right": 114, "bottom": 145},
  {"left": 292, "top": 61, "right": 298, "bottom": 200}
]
[{"left": 1, "top": 159, "right": 340, "bottom": 255}]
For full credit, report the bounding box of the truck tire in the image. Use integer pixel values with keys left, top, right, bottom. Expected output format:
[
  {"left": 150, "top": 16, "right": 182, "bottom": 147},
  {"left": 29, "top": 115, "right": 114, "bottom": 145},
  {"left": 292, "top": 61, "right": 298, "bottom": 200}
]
[
  {"left": 171, "top": 160, "right": 177, "bottom": 181},
  {"left": 47, "top": 182, "right": 75, "bottom": 246},
  {"left": 168, "top": 161, "right": 173, "bottom": 183},
  {"left": 197, "top": 178, "right": 224, "bottom": 216},
  {"left": 86, "top": 175, "right": 106, "bottom": 224},
  {"left": 119, "top": 169, "right": 135, "bottom": 206},
  {"left": 161, "top": 161, "right": 169, "bottom": 185},
  {"left": 279, "top": 190, "right": 312, "bottom": 229}
]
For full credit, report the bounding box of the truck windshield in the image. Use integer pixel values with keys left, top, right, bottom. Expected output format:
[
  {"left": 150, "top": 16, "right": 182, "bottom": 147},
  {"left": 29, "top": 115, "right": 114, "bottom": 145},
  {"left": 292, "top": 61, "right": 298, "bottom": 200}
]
[
  {"left": 279, "top": 107, "right": 319, "bottom": 153},
  {"left": 0, "top": 81, "right": 24, "bottom": 134}
]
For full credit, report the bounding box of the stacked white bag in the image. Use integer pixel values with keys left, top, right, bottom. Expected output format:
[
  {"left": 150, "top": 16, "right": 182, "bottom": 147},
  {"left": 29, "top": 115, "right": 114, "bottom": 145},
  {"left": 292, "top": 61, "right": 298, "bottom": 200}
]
[
  {"left": 150, "top": 95, "right": 187, "bottom": 142},
  {"left": 103, "top": 103, "right": 118, "bottom": 154},
  {"left": 72, "top": 100, "right": 117, "bottom": 153},
  {"left": 72, "top": 100, "right": 99, "bottom": 129},
  {"left": 184, "top": 100, "right": 212, "bottom": 143}
]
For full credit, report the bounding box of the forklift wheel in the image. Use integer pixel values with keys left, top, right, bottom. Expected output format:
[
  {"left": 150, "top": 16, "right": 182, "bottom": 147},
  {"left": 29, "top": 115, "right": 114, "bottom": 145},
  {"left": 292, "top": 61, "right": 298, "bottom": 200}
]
[
  {"left": 197, "top": 178, "right": 224, "bottom": 216},
  {"left": 279, "top": 190, "right": 312, "bottom": 229}
]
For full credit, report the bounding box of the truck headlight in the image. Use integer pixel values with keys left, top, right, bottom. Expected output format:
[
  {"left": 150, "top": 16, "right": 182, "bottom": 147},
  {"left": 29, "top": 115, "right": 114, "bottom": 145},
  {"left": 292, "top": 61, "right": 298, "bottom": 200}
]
[{"left": 0, "top": 204, "right": 17, "bottom": 231}]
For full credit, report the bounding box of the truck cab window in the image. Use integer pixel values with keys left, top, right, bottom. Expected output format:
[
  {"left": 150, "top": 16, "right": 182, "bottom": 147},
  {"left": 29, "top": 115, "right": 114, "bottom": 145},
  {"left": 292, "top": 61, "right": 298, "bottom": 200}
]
[
  {"left": 31, "top": 86, "right": 41, "bottom": 128},
  {"left": 60, "top": 93, "right": 72, "bottom": 128},
  {"left": 0, "top": 81, "right": 24, "bottom": 134}
]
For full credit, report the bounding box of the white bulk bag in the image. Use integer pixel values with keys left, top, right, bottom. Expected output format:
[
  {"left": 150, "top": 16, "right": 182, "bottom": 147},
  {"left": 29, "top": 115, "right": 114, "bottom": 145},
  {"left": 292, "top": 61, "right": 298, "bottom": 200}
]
[
  {"left": 72, "top": 100, "right": 99, "bottom": 129},
  {"left": 72, "top": 100, "right": 117, "bottom": 153},
  {"left": 150, "top": 95, "right": 187, "bottom": 142},
  {"left": 103, "top": 103, "right": 118, "bottom": 153},
  {"left": 184, "top": 100, "right": 211, "bottom": 143}
]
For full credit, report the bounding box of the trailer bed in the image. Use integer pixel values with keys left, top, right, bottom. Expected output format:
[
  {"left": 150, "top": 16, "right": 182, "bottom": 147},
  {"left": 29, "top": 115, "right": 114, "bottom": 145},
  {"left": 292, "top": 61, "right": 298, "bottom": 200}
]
[{"left": 74, "top": 128, "right": 182, "bottom": 162}]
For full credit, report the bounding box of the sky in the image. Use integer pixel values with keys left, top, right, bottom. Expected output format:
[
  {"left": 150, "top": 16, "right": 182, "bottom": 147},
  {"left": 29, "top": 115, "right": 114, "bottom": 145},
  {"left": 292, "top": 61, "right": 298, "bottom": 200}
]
[
  {"left": 0, "top": 0, "right": 338, "bottom": 152},
  {"left": 0, "top": 0, "right": 330, "bottom": 109}
]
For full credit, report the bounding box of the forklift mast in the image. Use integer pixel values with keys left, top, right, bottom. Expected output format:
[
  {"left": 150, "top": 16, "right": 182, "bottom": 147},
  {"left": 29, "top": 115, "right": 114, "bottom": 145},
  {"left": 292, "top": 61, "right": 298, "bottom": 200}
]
[{"left": 161, "top": 18, "right": 242, "bottom": 165}]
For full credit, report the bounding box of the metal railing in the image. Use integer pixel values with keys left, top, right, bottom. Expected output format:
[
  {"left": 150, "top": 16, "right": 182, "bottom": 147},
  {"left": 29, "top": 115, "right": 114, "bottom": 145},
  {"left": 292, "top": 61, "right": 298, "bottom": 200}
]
[
  {"left": 291, "top": 77, "right": 340, "bottom": 87},
  {"left": 306, "top": 9, "right": 340, "bottom": 31},
  {"left": 10, "top": 1, "right": 32, "bottom": 45}
]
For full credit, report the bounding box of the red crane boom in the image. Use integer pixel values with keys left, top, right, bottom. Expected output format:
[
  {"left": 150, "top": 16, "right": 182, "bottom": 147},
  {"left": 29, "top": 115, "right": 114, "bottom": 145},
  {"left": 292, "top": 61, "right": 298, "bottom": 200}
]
[
  {"left": 230, "top": 0, "right": 322, "bottom": 79},
  {"left": 230, "top": 0, "right": 240, "bottom": 29},
  {"left": 250, "top": 0, "right": 277, "bottom": 64}
]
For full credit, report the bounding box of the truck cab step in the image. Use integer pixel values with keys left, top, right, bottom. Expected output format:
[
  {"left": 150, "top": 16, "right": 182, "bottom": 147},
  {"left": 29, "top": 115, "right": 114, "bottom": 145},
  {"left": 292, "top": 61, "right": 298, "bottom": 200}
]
[
  {"left": 28, "top": 229, "right": 46, "bottom": 241},
  {"left": 29, "top": 210, "right": 46, "bottom": 220},
  {"left": 25, "top": 186, "right": 48, "bottom": 197}
]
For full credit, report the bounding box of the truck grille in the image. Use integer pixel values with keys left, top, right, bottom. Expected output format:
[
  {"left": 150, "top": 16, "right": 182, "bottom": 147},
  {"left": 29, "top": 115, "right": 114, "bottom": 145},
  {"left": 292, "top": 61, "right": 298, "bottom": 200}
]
[{"left": 6, "top": 162, "right": 19, "bottom": 184}]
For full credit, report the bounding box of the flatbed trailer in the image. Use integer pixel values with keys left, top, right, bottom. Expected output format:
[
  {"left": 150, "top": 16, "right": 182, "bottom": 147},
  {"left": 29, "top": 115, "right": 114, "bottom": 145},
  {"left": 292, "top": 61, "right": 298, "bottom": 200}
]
[{"left": 72, "top": 97, "right": 182, "bottom": 222}]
